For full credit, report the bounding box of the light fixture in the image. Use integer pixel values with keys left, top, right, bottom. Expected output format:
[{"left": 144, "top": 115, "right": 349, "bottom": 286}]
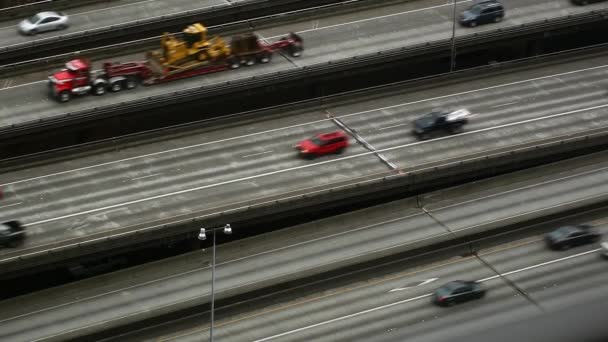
[{"left": 223, "top": 224, "right": 232, "bottom": 235}]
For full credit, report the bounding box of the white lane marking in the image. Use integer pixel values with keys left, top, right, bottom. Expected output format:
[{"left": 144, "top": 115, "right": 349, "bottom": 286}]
[
  {"left": 130, "top": 173, "right": 162, "bottom": 181},
  {"left": 389, "top": 278, "right": 439, "bottom": 292},
  {"left": 3, "top": 62, "right": 607, "bottom": 187},
  {"left": 432, "top": 162, "right": 608, "bottom": 212},
  {"left": 254, "top": 248, "right": 600, "bottom": 341},
  {"left": 242, "top": 151, "right": 273, "bottom": 158},
  {"left": 0, "top": 80, "right": 46, "bottom": 90},
  {"left": 337, "top": 64, "right": 608, "bottom": 120},
  {"left": 0, "top": 202, "right": 22, "bottom": 209},
  {"left": 0, "top": 210, "right": 428, "bottom": 324},
  {"left": 378, "top": 123, "right": 408, "bottom": 130},
  {"left": 477, "top": 248, "right": 600, "bottom": 282},
  {"left": 17, "top": 101, "right": 608, "bottom": 227},
  {"left": 254, "top": 294, "right": 435, "bottom": 341},
  {"left": 265, "top": 0, "right": 472, "bottom": 39},
  {"left": 492, "top": 101, "right": 520, "bottom": 108},
  {"left": 74, "top": 0, "right": 157, "bottom": 16}
]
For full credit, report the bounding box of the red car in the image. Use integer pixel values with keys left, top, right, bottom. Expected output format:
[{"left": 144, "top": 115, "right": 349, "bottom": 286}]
[{"left": 295, "top": 131, "right": 349, "bottom": 158}]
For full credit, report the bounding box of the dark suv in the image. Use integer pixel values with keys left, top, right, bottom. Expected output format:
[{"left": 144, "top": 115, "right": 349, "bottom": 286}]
[
  {"left": 459, "top": 0, "right": 505, "bottom": 27},
  {"left": 295, "top": 131, "right": 349, "bottom": 159},
  {"left": 0, "top": 221, "right": 25, "bottom": 248},
  {"left": 412, "top": 108, "right": 471, "bottom": 140}
]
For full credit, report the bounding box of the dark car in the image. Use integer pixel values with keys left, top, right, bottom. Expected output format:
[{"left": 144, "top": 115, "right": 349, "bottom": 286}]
[
  {"left": 544, "top": 225, "right": 601, "bottom": 250},
  {"left": 572, "top": 0, "right": 608, "bottom": 5},
  {"left": 413, "top": 108, "right": 470, "bottom": 140},
  {"left": 459, "top": 0, "right": 505, "bottom": 27},
  {"left": 0, "top": 221, "right": 25, "bottom": 248},
  {"left": 295, "top": 131, "right": 349, "bottom": 159},
  {"left": 433, "top": 280, "right": 486, "bottom": 306}
]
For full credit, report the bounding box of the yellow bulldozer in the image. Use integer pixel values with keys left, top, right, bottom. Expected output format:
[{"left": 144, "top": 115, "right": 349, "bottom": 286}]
[{"left": 149, "top": 23, "right": 231, "bottom": 69}]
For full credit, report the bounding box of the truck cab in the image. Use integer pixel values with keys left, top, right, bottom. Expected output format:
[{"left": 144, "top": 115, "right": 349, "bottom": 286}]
[{"left": 48, "top": 59, "right": 108, "bottom": 102}]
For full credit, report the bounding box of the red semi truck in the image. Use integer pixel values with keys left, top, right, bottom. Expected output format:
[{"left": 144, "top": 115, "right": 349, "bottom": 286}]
[{"left": 48, "top": 24, "right": 303, "bottom": 103}]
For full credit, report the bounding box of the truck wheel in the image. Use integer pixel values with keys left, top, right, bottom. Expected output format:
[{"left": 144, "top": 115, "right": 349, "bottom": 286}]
[
  {"left": 245, "top": 57, "right": 256, "bottom": 66},
  {"left": 288, "top": 45, "right": 302, "bottom": 57},
  {"left": 93, "top": 84, "right": 106, "bottom": 96},
  {"left": 58, "top": 91, "right": 71, "bottom": 103},
  {"left": 228, "top": 57, "right": 240, "bottom": 69},
  {"left": 125, "top": 76, "right": 138, "bottom": 90},
  {"left": 110, "top": 82, "right": 122, "bottom": 92},
  {"left": 257, "top": 52, "right": 272, "bottom": 64}
]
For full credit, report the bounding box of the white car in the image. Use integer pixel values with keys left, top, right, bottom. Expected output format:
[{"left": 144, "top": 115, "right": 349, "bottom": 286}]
[
  {"left": 18, "top": 11, "right": 69, "bottom": 35},
  {"left": 600, "top": 241, "right": 608, "bottom": 258}
]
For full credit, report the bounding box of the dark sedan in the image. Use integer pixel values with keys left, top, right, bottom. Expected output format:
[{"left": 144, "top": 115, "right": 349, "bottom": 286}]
[
  {"left": 544, "top": 225, "right": 601, "bottom": 250},
  {"left": 0, "top": 221, "right": 25, "bottom": 248},
  {"left": 412, "top": 108, "right": 470, "bottom": 140},
  {"left": 432, "top": 280, "right": 486, "bottom": 307}
]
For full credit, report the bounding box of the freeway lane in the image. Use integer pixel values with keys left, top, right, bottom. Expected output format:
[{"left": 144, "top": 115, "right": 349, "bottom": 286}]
[
  {"left": 1, "top": 0, "right": 608, "bottom": 127},
  {"left": 145, "top": 209, "right": 608, "bottom": 341},
  {"left": 2, "top": 150, "right": 608, "bottom": 342},
  {"left": 0, "top": 0, "right": 232, "bottom": 49},
  {"left": 239, "top": 234, "right": 608, "bottom": 342},
  {"left": 2, "top": 49, "right": 608, "bottom": 261}
]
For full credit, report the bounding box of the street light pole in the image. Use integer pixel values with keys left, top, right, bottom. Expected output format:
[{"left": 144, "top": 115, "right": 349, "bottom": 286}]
[
  {"left": 199, "top": 224, "right": 231, "bottom": 342},
  {"left": 209, "top": 229, "right": 216, "bottom": 342},
  {"left": 450, "top": 0, "right": 457, "bottom": 72}
]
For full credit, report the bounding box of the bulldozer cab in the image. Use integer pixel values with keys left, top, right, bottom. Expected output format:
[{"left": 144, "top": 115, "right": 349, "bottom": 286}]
[{"left": 182, "top": 23, "right": 208, "bottom": 49}]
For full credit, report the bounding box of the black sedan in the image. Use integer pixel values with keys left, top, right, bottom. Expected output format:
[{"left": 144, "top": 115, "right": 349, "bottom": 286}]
[
  {"left": 0, "top": 221, "right": 25, "bottom": 248},
  {"left": 412, "top": 108, "right": 471, "bottom": 140},
  {"left": 544, "top": 225, "right": 601, "bottom": 250},
  {"left": 432, "top": 280, "right": 486, "bottom": 307}
]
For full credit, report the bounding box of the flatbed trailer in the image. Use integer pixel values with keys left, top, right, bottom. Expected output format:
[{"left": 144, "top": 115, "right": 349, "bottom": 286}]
[{"left": 48, "top": 28, "right": 303, "bottom": 102}]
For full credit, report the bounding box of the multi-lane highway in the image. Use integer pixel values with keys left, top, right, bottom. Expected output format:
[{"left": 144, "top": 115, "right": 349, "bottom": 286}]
[
  {"left": 210, "top": 226, "right": 607, "bottom": 342},
  {"left": 1, "top": 148, "right": 608, "bottom": 341},
  {"left": 2, "top": 48, "right": 608, "bottom": 264},
  {"left": 0, "top": 0, "right": 244, "bottom": 48},
  {"left": 1, "top": 0, "right": 607, "bottom": 127}
]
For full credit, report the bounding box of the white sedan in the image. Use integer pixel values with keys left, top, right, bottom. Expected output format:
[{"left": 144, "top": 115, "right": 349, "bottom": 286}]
[{"left": 18, "top": 11, "right": 69, "bottom": 35}]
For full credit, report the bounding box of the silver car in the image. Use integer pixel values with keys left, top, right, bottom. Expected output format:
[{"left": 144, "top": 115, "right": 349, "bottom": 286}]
[
  {"left": 18, "top": 11, "right": 69, "bottom": 35},
  {"left": 600, "top": 241, "right": 608, "bottom": 258}
]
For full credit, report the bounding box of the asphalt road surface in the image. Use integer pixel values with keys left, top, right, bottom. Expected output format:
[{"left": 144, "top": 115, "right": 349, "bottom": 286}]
[
  {"left": 1, "top": 150, "right": 608, "bottom": 341},
  {"left": 1, "top": 49, "right": 608, "bottom": 263},
  {"left": 135, "top": 213, "right": 608, "bottom": 342},
  {"left": 0, "top": 0, "right": 230, "bottom": 49},
  {"left": 1, "top": 0, "right": 607, "bottom": 127}
]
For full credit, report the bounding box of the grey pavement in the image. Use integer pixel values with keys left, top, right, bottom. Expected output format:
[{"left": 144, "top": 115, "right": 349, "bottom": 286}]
[
  {"left": 2, "top": 150, "right": 608, "bottom": 341},
  {"left": 1, "top": 0, "right": 607, "bottom": 127},
  {"left": 2, "top": 49, "right": 608, "bottom": 263}
]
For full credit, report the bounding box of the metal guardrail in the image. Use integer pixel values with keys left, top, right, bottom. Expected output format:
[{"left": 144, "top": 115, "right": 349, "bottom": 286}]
[{"left": 2, "top": 8, "right": 607, "bottom": 136}]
